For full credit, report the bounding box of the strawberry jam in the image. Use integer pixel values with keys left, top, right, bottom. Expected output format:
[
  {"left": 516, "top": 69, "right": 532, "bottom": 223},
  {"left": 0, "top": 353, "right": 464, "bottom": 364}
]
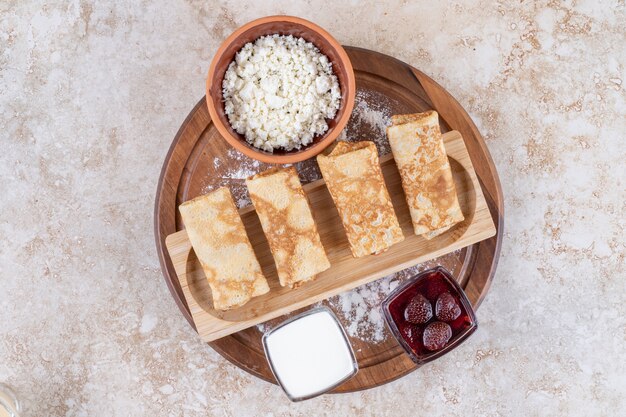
[{"left": 381, "top": 267, "right": 477, "bottom": 365}]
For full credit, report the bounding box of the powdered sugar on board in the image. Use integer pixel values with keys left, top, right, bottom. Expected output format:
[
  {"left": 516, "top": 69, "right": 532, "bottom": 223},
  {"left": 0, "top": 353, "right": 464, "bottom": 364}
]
[{"left": 337, "top": 89, "right": 394, "bottom": 156}]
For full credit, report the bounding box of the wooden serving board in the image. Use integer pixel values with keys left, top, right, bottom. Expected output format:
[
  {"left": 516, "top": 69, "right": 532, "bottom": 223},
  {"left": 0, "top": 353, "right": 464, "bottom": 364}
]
[
  {"left": 165, "top": 131, "right": 495, "bottom": 342},
  {"left": 154, "top": 47, "right": 504, "bottom": 392}
]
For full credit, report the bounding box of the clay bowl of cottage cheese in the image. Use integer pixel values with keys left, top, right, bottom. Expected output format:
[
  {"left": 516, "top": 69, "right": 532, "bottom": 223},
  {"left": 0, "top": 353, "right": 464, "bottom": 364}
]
[{"left": 206, "top": 16, "right": 356, "bottom": 164}]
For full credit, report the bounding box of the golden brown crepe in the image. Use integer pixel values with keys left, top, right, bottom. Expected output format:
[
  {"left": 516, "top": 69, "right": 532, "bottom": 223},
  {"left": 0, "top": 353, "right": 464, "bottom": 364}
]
[
  {"left": 246, "top": 167, "right": 330, "bottom": 288},
  {"left": 317, "top": 141, "right": 404, "bottom": 257},
  {"left": 386, "top": 110, "right": 464, "bottom": 239},
  {"left": 179, "top": 187, "right": 269, "bottom": 310}
]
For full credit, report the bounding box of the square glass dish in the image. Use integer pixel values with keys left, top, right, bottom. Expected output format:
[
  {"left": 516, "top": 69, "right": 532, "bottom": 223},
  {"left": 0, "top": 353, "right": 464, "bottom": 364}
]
[
  {"left": 262, "top": 307, "right": 358, "bottom": 401},
  {"left": 381, "top": 266, "right": 478, "bottom": 365}
]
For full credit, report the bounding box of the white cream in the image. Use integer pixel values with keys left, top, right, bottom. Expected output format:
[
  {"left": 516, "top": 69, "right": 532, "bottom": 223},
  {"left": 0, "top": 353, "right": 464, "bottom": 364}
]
[{"left": 263, "top": 309, "right": 357, "bottom": 400}]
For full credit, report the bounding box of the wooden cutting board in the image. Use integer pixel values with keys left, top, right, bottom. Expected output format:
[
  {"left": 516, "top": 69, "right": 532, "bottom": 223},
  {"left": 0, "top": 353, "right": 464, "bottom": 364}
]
[
  {"left": 154, "top": 47, "right": 504, "bottom": 392},
  {"left": 165, "top": 130, "right": 495, "bottom": 342}
]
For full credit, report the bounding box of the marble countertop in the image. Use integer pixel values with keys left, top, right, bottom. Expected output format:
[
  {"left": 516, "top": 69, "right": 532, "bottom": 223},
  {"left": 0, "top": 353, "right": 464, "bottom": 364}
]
[{"left": 1, "top": 1, "right": 624, "bottom": 416}]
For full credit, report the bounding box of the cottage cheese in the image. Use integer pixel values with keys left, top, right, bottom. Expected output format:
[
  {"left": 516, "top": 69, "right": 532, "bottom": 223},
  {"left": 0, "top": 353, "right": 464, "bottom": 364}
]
[{"left": 222, "top": 34, "right": 341, "bottom": 152}]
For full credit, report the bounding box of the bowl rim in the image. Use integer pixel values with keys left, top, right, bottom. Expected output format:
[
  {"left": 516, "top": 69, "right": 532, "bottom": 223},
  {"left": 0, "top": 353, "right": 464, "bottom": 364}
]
[{"left": 205, "top": 15, "right": 356, "bottom": 164}]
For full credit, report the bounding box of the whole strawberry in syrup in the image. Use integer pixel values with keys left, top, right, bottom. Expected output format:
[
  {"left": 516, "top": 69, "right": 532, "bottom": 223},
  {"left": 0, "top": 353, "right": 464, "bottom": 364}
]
[
  {"left": 423, "top": 321, "right": 452, "bottom": 351},
  {"left": 399, "top": 322, "right": 422, "bottom": 346},
  {"left": 436, "top": 292, "right": 461, "bottom": 322},
  {"left": 404, "top": 294, "right": 433, "bottom": 324}
]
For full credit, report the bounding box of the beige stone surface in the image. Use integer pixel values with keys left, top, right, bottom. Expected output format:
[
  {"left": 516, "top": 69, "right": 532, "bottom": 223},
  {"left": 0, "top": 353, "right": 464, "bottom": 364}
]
[{"left": 1, "top": 1, "right": 624, "bottom": 416}]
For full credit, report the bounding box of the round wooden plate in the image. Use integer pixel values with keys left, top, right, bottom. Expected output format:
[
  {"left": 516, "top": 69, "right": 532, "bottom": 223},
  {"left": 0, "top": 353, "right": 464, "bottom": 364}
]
[{"left": 154, "top": 47, "right": 504, "bottom": 392}]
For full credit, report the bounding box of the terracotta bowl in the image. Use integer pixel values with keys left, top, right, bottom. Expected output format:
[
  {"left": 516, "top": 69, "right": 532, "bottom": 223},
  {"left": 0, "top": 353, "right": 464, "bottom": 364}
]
[{"left": 206, "top": 16, "right": 356, "bottom": 164}]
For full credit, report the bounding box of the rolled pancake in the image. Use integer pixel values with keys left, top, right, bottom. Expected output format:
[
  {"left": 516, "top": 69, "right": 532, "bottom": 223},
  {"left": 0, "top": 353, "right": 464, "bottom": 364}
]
[
  {"left": 246, "top": 167, "right": 330, "bottom": 288},
  {"left": 179, "top": 187, "right": 269, "bottom": 310},
  {"left": 386, "top": 110, "right": 464, "bottom": 239},
  {"left": 317, "top": 141, "right": 404, "bottom": 257}
]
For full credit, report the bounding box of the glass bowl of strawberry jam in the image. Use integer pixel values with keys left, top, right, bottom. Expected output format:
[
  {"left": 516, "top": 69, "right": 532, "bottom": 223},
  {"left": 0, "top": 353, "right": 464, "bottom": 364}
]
[{"left": 381, "top": 266, "right": 477, "bottom": 365}]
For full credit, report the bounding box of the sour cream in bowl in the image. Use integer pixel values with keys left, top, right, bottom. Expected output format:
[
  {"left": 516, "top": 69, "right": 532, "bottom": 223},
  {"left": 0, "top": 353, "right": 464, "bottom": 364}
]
[{"left": 262, "top": 307, "right": 358, "bottom": 401}]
